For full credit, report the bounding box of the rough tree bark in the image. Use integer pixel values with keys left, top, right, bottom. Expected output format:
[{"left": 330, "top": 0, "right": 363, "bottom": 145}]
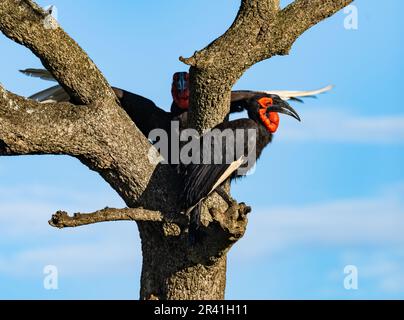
[{"left": 0, "top": 0, "right": 353, "bottom": 300}]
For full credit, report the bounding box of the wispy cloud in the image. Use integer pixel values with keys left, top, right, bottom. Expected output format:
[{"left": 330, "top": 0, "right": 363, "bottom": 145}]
[
  {"left": 0, "top": 202, "right": 57, "bottom": 237},
  {"left": 0, "top": 183, "right": 139, "bottom": 278},
  {"left": 0, "top": 240, "right": 141, "bottom": 277},
  {"left": 361, "top": 258, "right": 404, "bottom": 293},
  {"left": 0, "top": 184, "right": 124, "bottom": 207},
  {"left": 2, "top": 181, "right": 403, "bottom": 293},
  {"left": 0, "top": 199, "right": 141, "bottom": 277},
  {"left": 232, "top": 184, "right": 404, "bottom": 261},
  {"left": 0, "top": 183, "right": 125, "bottom": 237},
  {"left": 330, "top": 250, "right": 404, "bottom": 295},
  {"left": 280, "top": 108, "right": 404, "bottom": 144}
]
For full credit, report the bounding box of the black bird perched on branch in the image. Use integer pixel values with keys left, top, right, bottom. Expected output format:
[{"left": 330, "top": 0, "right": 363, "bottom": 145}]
[{"left": 182, "top": 93, "right": 301, "bottom": 242}]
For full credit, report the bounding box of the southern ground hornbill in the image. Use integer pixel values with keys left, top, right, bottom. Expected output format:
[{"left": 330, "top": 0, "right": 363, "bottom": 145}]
[
  {"left": 182, "top": 93, "right": 301, "bottom": 242},
  {"left": 21, "top": 70, "right": 244, "bottom": 136},
  {"left": 20, "top": 69, "right": 331, "bottom": 138}
]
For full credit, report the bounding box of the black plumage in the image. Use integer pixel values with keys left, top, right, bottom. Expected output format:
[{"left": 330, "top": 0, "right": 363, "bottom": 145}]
[
  {"left": 183, "top": 118, "right": 272, "bottom": 207},
  {"left": 21, "top": 68, "right": 330, "bottom": 142},
  {"left": 113, "top": 88, "right": 174, "bottom": 137},
  {"left": 181, "top": 94, "right": 300, "bottom": 242}
]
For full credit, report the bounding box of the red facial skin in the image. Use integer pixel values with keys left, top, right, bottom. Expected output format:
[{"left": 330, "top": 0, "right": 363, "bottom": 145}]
[
  {"left": 258, "top": 97, "right": 280, "bottom": 133},
  {"left": 171, "top": 73, "right": 190, "bottom": 110},
  {"left": 173, "top": 95, "right": 189, "bottom": 110}
]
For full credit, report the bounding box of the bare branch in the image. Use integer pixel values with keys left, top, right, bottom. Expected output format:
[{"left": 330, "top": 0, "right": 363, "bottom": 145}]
[
  {"left": 0, "top": 83, "right": 180, "bottom": 211},
  {"left": 275, "top": 0, "right": 354, "bottom": 55},
  {"left": 49, "top": 207, "right": 163, "bottom": 228},
  {"left": 0, "top": 84, "right": 94, "bottom": 156},
  {"left": 0, "top": 0, "right": 115, "bottom": 105},
  {"left": 182, "top": 0, "right": 353, "bottom": 133}
]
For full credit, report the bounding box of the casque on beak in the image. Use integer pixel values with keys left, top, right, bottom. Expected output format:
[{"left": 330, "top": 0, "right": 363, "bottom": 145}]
[
  {"left": 176, "top": 73, "right": 188, "bottom": 94},
  {"left": 267, "top": 100, "right": 301, "bottom": 122}
]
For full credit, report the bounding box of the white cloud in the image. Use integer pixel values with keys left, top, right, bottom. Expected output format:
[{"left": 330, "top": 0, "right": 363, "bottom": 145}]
[
  {"left": 0, "top": 184, "right": 124, "bottom": 206},
  {"left": 1, "top": 181, "right": 403, "bottom": 286},
  {"left": 335, "top": 250, "right": 404, "bottom": 294},
  {"left": 0, "top": 183, "right": 139, "bottom": 278},
  {"left": 232, "top": 186, "right": 404, "bottom": 261},
  {"left": 0, "top": 184, "right": 125, "bottom": 237},
  {"left": 0, "top": 240, "right": 141, "bottom": 277},
  {"left": 280, "top": 108, "right": 404, "bottom": 144},
  {"left": 0, "top": 202, "right": 56, "bottom": 237}
]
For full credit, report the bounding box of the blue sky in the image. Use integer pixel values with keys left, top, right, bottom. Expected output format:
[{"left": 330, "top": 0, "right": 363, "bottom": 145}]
[{"left": 0, "top": 0, "right": 403, "bottom": 299}]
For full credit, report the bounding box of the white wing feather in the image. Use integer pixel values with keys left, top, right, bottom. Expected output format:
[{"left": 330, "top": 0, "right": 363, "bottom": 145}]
[
  {"left": 20, "top": 68, "right": 70, "bottom": 102},
  {"left": 262, "top": 85, "right": 334, "bottom": 101},
  {"left": 20, "top": 68, "right": 56, "bottom": 82},
  {"left": 232, "top": 85, "right": 333, "bottom": 102},
  {"left": 29, "top": 85, "right": 70, "bottom": 103},
  {"left": 21, "top": 68, "right": 333, "bottom": 103}
]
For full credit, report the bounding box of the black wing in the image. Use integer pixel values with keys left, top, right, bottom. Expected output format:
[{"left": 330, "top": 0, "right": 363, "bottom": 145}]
[
  {"left": 230, "top": 91, "right": 254, "bottom": 114},
  {"left": 116, "top": 88, "right": 172, "bottom": 137},
  {"left": 184, "top": 163, "right": 232, "bottom": 208},
  {"left": 182, "top": 118, "right": 259, "bottom": 209}
]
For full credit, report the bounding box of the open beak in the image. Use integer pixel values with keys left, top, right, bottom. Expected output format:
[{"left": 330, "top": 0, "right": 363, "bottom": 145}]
[{"left": 268, "top": 101, "right": 301, "bottom": 122}]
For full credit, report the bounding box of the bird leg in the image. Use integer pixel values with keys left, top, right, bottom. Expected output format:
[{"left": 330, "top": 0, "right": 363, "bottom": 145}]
[{"left": 215, "top": 186, "right": 237, "bottom": 207}]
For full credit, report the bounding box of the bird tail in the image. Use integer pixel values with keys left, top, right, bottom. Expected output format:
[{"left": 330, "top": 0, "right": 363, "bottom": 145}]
[
  {"left": 19, "top": 68, "right": 71, "bottom": 103},
  {"left": 28, "top": 85, "right": 69, "bottom": 103},
  {"left": 19, "top": 68, "right": 56, "bottom": 82},
  {"left": 231, "top": 85, "right": 333, "bottom": 103}
]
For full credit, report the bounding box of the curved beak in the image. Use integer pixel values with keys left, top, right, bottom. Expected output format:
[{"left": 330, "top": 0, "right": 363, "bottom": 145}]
[{"left": 268, "top": 101, "right": 301, "bottom": 122}]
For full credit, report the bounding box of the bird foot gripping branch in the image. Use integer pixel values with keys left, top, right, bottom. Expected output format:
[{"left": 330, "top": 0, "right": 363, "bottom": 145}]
[
  {"left": 209, "top": 202, "right": 252, "bottom": 240},
  {"left": 185, "top": 193, "right": 252, "bottom": 264}
]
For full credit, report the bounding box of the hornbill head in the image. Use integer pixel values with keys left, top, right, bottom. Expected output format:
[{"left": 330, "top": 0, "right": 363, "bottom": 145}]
[
  {"left": 171, "top": 72, "right": 190, "bottom": 110},
  {"left": 246, "top": 94, "right": 301, "bottom": 133}
]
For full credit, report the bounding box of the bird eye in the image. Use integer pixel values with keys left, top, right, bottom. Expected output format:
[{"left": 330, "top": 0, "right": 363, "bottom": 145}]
[{"left": 267, "top": 98, "right": 273, "bottom": 106}]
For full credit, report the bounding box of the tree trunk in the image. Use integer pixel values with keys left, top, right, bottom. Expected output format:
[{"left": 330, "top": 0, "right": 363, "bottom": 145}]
[{"left": 138, "top": 222, "right": 227, "bottom": 300}]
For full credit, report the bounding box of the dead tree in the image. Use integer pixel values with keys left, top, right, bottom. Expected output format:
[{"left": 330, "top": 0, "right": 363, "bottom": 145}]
[{"left": 0, "top": 0, "right": 353, "bottom": 300}]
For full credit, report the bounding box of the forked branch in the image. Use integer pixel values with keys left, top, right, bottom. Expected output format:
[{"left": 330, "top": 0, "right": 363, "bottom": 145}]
[{"left": 182, "top": 0, "right": 353, "bottom": 132}]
